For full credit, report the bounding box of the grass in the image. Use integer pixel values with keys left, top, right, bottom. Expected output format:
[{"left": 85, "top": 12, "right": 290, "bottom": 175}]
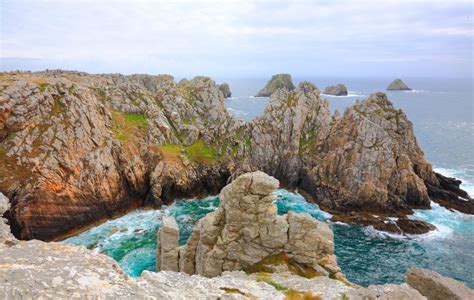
[
  {"left": 52, "top": 97, "right": 65, "bottom": 115},
  {"left": 37, "top": 82, "right": 49, "bottom": 92},
  {"left": 220, "top": 287, "right": 250, "bottom": 297},
  {"left": 111, "top": 111, "right": 147, "bottom": 143},
  {"left": 184, "top": 140, "right": 217, "bottom": 163},
  {"left": 245, "top": 252, "right": 321, "bottom": 279}
]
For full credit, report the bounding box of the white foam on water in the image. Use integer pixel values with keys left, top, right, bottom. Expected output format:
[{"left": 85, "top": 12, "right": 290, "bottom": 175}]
[
  {"left": 321, "top": 92, "right": 366, "bottom": 98},
  {"left": 434, "top": 167, "right": 474, "bottom": 198}
]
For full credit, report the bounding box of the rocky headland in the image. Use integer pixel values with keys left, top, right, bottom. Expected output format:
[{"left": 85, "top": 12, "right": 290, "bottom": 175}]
[
  {"left": 323, "top": 84, "right": 348, "bottom": 96},
  {"left": 386, "top": 79, "right": 412, "bottom": 91},
  {"left": 219, "top": 82, "right": 232, "bottom": 98},
  {"left": 255, "top": 73, "right": 295, "bottom": 97},
  {"left": 0, "top": 70, "right": 472, "bottom": 241}
]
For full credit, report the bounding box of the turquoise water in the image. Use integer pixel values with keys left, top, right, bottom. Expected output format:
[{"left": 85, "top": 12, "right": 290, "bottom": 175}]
[{"left": 63, "top": 190, "right": 474, "bottom": 288}]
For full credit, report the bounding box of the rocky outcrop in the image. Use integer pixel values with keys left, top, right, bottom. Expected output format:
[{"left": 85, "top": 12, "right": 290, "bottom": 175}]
[
  {"left": 255, "top": 74, "right": 295, "bottom": 97},
  {"left": 324, "top": 84, "right": 348, "bottom": 96},
  {"left": 219, "top": 82, "right": 231, "bottom": 98},
  {"left": 157, "top": 215, "right": 179, "bottom": 271},
  {"left": 406, "top": 268, "right": 474, "bottom": 300},
  {"left": 386, "top": 79, "right": 411, "bottom": 90},
  {"left": 174, "top": 171, "right": 342, "bottom": 279},
  {"left": 0, "top": 193, "right": 17, "bottom": 249},
  {"left": 1, "top": 70, "right": 471, "bottom": 240}
]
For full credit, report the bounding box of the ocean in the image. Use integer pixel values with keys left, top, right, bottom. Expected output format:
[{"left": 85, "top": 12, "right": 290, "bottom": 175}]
[{"left": 63, "top": 77, "right": 474, "bottom": 288}]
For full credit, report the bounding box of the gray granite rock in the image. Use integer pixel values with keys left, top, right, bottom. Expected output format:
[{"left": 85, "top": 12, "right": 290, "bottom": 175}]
[
  {"left": 255, "top": 74, "right": 295, "bottom": 97},
  {"left": 157, "top": 215, "right": 180, "bottom": 272},
  {"left": 324, "top": 84, "right": 348, "bottom": 96},
  {"left": 406, "top": 267, "right": 474, "bottom": 300},
  {"left": 219, "top": 82, "right": 232, "bottom": 98}
]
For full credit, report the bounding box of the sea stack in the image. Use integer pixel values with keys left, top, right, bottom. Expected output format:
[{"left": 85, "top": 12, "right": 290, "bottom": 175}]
[
  {"left": 218, "top": 82, "right": 231, "bottom": 98},
  {"left": 324, "top": 84, "right": 348, "bottom": 96},
  {"left": 387, "top": 79, "right": 412, "bottom": 90},
  {"left": 255, "top": 73, "right": 295, "bottom": 97}
]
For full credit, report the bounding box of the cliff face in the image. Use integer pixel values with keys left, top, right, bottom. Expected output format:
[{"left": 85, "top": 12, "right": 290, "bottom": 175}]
[{"left": 0, "top": 71, "right": 471, "bottom": 240}]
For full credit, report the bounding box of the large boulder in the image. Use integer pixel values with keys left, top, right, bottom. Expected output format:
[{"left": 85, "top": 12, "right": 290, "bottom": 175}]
[
  {"left": 323, "top": 84, "right": 348, "bottom": 96},
  {"left": 174, "top": 171, "right": 341, "bottom": 278},
  {"left": 405, "top": 267, "right": 474, "bottom": 300},
  {"left": 256, "top": 74, "right": 295, "bottom": 97},
  {"left": 386, "top": 79, "right": 411, "bottom": 90}
]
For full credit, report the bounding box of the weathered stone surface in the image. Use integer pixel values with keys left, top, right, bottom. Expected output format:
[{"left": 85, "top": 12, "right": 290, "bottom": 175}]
[
  {"left": 219, "top": 82, "right": 232, "bottom": 98},
  {"left": 0, "top": 193, "right": 17, "bottom": 249},
  {"left": 157, "top": 215, "right": 179, "bottom": 271},
  {"left": 324, "top": 84, "right": 348, "bottom": 96},
  {"left": 405, "top": 267, "right": 474, "bottom": 300},
  {"left": 348, "top": 283, "right": 427, "bottom": 299},
  {"left": 175, "top": 171, "right": 340, "bottom": 278},
  {"left": 255, "top": 74, "right": 295, "bottom": 97},
  {"left": 386, "top": 79, "right": 411, "bottom": 90},
  {"left": 1, "top": 70, "right": 471, "bottom": 240}
]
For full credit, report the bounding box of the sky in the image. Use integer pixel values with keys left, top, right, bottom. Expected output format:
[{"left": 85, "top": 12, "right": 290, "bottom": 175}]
[{"left": 0, "top": 0, "right": 473, "bottom": 78}]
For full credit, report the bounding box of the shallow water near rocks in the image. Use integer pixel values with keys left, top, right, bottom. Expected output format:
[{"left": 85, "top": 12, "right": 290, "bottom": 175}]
[{"left": 63, "top": 189, "right": 474, "bottom": 288}]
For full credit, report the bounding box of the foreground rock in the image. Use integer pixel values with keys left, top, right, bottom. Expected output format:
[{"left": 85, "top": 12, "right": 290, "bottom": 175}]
[
  {"left": 324, "top": 84, "right": 348, "bottom": 96},
  {"left": 255, "top": 73, "right": 295, "bottom": 97},
  {"left": 406, "top": 268, "right": 474, "bottom": 300},
  {"left": 175, "top": 171, "right": 342, "bottom": 279},
  {"left": 219, "top": 82, "right": 231, "bottom": 98},
  {"left": 386, "top": 79, "right": 411, "bottom": 90}
]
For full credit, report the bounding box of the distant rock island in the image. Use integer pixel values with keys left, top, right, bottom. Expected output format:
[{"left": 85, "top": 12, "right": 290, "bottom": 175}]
[
  {"left": 323, "top": 84, "right": 348, "bottom": 96},
  {"left": 218, "top": 82, "right": 231, "bottom": 98},
  {"left": 255, "top": 73, "right": 295, "bottom": 97},
  {"left": 387, "top": 79, "right": 412, "bottom": 90}
]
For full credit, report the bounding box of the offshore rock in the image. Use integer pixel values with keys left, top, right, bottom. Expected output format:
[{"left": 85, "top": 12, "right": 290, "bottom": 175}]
[
  {"left": 255, "top": 73, "right": 295, "bottom": 97},
  {"left": 176, "top": 171, "right": 341, "bottom": 278},
  {"left": 157, "top": 215, "right": 179, "bottom": 271},
  {"left": 386, "top": 79, "right": 411, "bottom": 90},
  {"left": 324, "top": 84, "right": 348, "bottom": 96},
  {"left": 406, "top": 267, "right": 474, "bottom": 300},
  {"left": 219, "top": 82, "right": 231, "bottom": 98}
]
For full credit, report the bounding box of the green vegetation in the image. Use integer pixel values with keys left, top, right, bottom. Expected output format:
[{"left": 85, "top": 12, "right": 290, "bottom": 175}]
[
  {"left": 37, "top": 83, "right": 49, "bottom": 92},
  {"left": 341, "top": 294, "right": 349, "bottom": 300},
  {"left": 284, "top": 289, "right": 322, "bottom": 300},
  {"left": 299, "top": 131, "right": 317, "bottom": 155},
  {"left": 52, "top": 98, "right": 65, "bottom": 115},
  {"left": 245, "top": 252, "right": 321, "bottom": 279},
  {"left": 111, "top": 111, "right": 147, "bottom": 142},
  {"left": 0, "top": 146, "right": 6, "bottom": 156},
  {"left": 220, "top": 287, "right": 248, "bottom": 296},
  {"left": 286, "top": 93, "right": 298, "bottom": 107},
  {"left": 184, "top": 140, "right": 217, "bottom": 163}
]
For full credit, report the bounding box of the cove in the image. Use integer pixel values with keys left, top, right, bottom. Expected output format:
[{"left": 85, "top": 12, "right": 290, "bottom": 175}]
[{"left": 62, "top": 190, "right": 474, "bottom": 288}]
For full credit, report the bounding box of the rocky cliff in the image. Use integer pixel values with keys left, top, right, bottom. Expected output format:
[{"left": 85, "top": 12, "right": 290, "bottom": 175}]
[
  {"left": 386, "top": 79, "right": 411, "bottom": 91},
  {"left": 0, "top": 70, "right": 471, "bottom": 240}
]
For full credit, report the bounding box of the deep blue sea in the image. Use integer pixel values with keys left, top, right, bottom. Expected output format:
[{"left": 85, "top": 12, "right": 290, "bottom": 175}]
[{"left": 63, "top": 77, "right": 474, "bottom": 288}]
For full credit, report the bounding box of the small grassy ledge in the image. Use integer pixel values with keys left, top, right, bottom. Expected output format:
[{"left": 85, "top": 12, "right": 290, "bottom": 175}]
[{"left": 111, "top": 111, "right": 147, "bottom": 143}]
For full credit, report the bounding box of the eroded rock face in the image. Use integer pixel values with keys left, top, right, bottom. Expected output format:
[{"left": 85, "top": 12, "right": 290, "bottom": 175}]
[
  {"left": 255, "top": 74, "right": 295, "bottom": 97},
  {"left": 0, "top": 193, "right": 17, "bottom": 249},
  {"left": 405, "top": 268, "right": 474, "bottom": 300},
  {"left": 387, "top": 79, "right": 411, "bottom": 90},
  {"left": 0, "top": 70, "right": 471, "bottom": 240},
  {"left": 324, "top": 84, "right": 348, "bottom": 96},
  {"left": 175, "top": 171, "right": 341, "bottom": 278}
]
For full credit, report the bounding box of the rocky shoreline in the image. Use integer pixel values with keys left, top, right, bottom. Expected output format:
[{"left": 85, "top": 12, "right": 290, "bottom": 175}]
[{"left": 0, "top": 70, "right": 472, "bottom": 241}]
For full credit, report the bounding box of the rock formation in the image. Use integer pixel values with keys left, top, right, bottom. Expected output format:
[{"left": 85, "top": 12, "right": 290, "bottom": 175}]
[
  {"left": 255, "top": 73, "right": 295, "bottom": 97},
  {"left": 218, "top": 82, "right": 231, "bottom": 98},
  {"left": 157, "top": 215, "right": 179, "bottom": 271},
  {"left": 0, "top": 193, "right": 17, "bottom": 249},
  {"left": 386, "top": 79, "right": 412, "bottom": 90},
  {"left": 0, "top": 70, "right": 471, "bottom": 240},
  {"left": 169, "top": 171, "right": 343, "bottom": 279},
  {"left": 324, "top": 84, "right": 348, "bottom": 96},
  {"left": 406, "top": 268, "right": 474, "bottom": 300}
]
